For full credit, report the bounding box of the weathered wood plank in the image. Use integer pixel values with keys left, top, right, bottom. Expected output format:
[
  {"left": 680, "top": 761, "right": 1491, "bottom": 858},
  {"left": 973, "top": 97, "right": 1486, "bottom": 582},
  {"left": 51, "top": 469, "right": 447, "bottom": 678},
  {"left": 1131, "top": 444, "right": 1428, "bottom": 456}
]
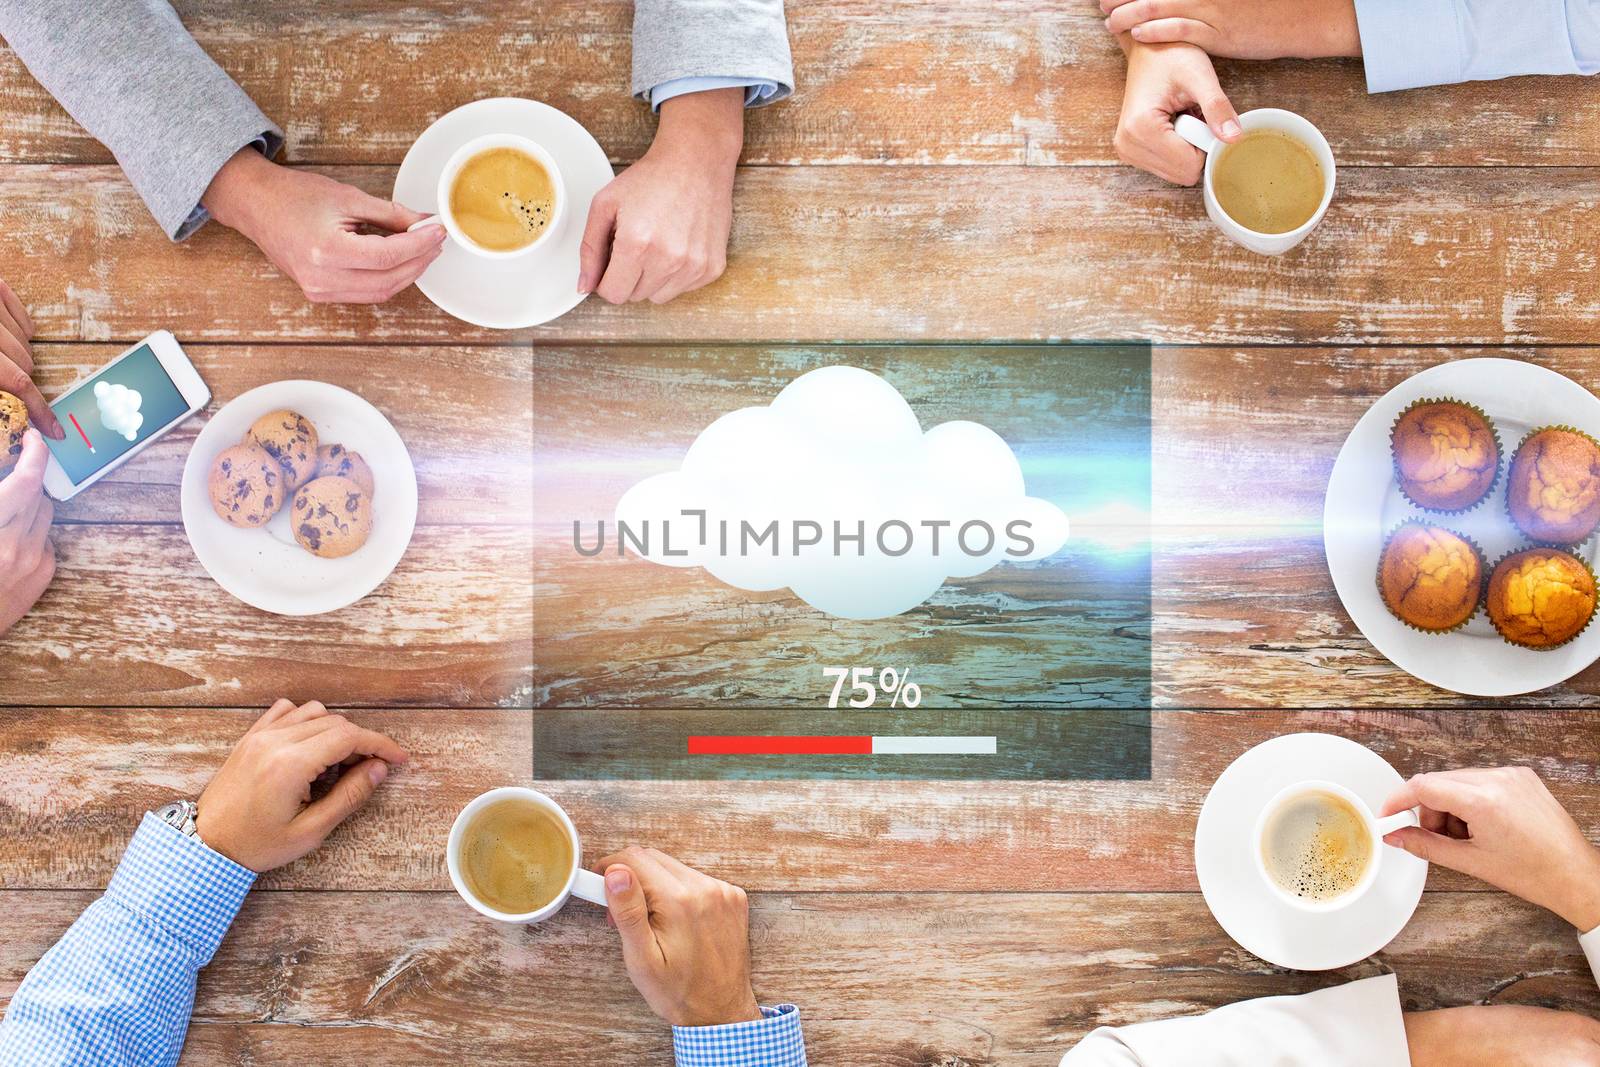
[
  {"left": 0, "top": 890, "right": 1593, "bottom": 1066},
  {"left": 2, "top": 3, "right": 1598, "bottom": 167},
  {"left": 0, "top": 526, "right": 533, "bottom": 708},
  {"left": 2, "top": 709, "right": 1593, "bottom": 891},
  {"left": 5, "top": 165, "right": 1599, "bottom": 345},
  {"left": 35, "top": 344, "right": 532, "bottom": 526}
]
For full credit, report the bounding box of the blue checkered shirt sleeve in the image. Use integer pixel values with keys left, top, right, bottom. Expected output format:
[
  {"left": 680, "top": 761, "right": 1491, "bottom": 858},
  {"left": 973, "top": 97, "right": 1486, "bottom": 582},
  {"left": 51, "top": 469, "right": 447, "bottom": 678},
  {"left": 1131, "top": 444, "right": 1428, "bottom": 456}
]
[
  {"left": 672, "top": 1004, "right": 807, "bottom": 1066},
  {"left": 0, "top": 813, "right": 255, "bottom": 1067}
]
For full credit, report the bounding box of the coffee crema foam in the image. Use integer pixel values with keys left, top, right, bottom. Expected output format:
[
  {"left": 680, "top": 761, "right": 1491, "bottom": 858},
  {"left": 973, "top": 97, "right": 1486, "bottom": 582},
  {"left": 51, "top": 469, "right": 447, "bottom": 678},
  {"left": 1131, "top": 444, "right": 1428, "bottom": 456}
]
[
  {"left": 460, "top": 799, "right": 573, "bottom": 914},
  {"left": 449, "top": 147, "right": 556, "bottom": 252},
  {"left": 1260, "top": 790, "right": 1372, "bottom": 901}
]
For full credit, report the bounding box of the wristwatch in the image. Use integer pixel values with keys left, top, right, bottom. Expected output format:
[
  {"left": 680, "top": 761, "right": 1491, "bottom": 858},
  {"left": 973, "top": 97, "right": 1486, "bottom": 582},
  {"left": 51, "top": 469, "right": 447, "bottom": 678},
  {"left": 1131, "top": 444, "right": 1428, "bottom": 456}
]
[{"left": 153, "top": 799, "right": 201, "bottom": 839}]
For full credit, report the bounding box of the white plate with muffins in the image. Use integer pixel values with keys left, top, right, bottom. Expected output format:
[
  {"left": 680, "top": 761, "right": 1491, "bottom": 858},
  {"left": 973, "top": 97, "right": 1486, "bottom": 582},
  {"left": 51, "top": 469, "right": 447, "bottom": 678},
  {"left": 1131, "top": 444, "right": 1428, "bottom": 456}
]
[
  {"left": 180, "top": 380, "right": 418, "bottom": 616},
  {"left": 1325, "top": 357, "right": 1600, "bottom": 696}
]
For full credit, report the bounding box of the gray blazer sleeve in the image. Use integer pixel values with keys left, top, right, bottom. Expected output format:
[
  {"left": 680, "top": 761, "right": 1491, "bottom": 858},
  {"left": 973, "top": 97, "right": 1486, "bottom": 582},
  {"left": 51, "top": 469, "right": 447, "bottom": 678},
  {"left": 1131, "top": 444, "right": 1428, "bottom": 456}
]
[
  {"left": 0, "top": 0, "right": 283, "bottom": 240},
  {"left": 631, "top": 0, "right": 795, "bottom": 106}
]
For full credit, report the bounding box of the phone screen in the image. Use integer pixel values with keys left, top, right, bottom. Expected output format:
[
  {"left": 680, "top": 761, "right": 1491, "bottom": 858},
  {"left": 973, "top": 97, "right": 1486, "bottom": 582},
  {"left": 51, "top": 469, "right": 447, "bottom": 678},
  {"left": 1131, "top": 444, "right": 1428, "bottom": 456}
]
[{"left": 46, "top": 343, "right": 192, "bottom": 485}]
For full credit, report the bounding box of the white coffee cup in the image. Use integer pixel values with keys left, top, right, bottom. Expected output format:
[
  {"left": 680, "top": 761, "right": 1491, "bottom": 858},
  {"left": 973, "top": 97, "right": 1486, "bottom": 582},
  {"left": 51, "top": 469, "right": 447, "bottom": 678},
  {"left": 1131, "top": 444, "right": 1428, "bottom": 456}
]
[
  {"left": 409, "top": 133, "right": 567, "bottom": 260},
  {"left": 1174, "top": 108, "right": 1336, "bottom": 256},
  {"left": 446, "top": 786, "right": 607, "bottom": 923},
  {"left": 1252, "top": 779, "right": 1418, "bottom": 913}
]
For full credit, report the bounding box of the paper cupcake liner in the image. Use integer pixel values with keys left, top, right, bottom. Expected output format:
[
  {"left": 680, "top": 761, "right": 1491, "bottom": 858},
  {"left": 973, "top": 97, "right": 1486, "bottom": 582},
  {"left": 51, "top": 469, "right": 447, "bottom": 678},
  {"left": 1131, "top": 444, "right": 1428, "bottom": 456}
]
[
  {"left": 1504, "top": 424, "right": 1600, "bottom": 548},
  {"left": 1375, "top": 521, "right": 1487, "bottom": 635},
  {"left": 1484, "top": 546, "right": 1599, "bottom": 651},
  {"left": 1389, "top": 397, "right": 1503, "bottom": 515}
]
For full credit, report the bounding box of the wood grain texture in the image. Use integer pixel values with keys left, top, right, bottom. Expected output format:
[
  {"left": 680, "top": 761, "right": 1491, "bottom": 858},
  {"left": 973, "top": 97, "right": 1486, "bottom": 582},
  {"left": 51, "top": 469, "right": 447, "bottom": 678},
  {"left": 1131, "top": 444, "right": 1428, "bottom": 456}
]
[
  {"left": 36, "top": 344, "right": 532, "bottom": 526},
  {"left": 7, "top": 165, "right": 1600, "bottom": 345},
  {"left": 3, "top": 2, "right": 1599, "bottom": 168},
  {"left": 0, "top": 526, "right": 533, "bottom": 708},
  {"left": 4, "top": 709, "right": 1594, "bottom": 891},
  {"left": 1, "top": 889, "right": 1595, "bottom": 1066}
]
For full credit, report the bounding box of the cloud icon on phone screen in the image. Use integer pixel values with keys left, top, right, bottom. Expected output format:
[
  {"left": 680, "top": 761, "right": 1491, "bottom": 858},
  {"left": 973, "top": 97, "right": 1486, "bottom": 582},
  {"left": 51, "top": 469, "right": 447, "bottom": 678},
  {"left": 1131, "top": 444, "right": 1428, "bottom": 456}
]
[
  {"left": 614, "top": 366, "right": 1069, "bottom": 619},
  {"left": 94, "top": 381, "right": 144, "bottom": 441}
]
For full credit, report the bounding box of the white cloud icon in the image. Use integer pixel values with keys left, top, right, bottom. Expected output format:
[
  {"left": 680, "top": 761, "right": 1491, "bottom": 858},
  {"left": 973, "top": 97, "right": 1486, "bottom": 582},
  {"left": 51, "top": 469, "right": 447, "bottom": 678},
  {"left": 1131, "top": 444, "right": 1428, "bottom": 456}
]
[
  {"left": 614, "top": 366, "right": 1069, "bottom": 619},
  {"left": 94, "top": 381, "right": 143, "bottom": 441}
]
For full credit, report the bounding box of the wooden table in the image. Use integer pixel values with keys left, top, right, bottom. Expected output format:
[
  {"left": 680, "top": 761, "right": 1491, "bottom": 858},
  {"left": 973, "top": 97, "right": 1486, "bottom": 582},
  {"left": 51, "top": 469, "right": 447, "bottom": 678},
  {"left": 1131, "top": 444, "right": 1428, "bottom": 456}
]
[{"left": 3, "top": 3, "right": 1600, "bottom": 1063}]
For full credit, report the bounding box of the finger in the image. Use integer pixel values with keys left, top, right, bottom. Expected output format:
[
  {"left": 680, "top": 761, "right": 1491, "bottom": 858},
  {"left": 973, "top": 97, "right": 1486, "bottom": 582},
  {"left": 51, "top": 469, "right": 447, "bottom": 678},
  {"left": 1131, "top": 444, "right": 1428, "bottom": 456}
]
[
  {"left": 0, "top": 362, "right": 63, "bottom": 440},
  {"left": 1192, "top": 76, "right": 1242, "bottom": 142},
  {"left": 20, "top": 492, "right": 52, "bottom": 559},
  {"left": 0, "top": 430, "right": 49, "bottom": 522},
  {"left": 625, "top": 249, "right": 685, "bottom": 304},
  {"left": 578, "top": 190, "right": 620, "bottom": 295},
  {"left": 250, "top": 698, "right": 301, "bottom": 733},
  {"left": 602, "top": 863, "right": 668, "bottom": 971},
  {"left": 1418, "top": 805, "right": 1451, "bottom": 834},
  {"left": 594, "top": 235, "right": 645, "bottom": 305},
  {"left": 280, "top": 700, "right": 333, "bottom": 728},
  {"left": 1129, "top": 17, "right": 1218, "bottom": 50},
  {"left": 1100, "top": 0, "right": 1140, "bottom": 11},
  {"left": 323, "top": 223, "right": 446, "bottom": 271},
  {"left": 346, "top": 189, "right": 433, "bottom": 235},
  {"left": 0, "top": 308, "right": 32, "bottom": 373},
  {"left": 296, "top": 718, "right": 410, "bottom": 770},
  {"left": 594, "top": 845, "right": 688, "bottom": 894},
  {"left": 1131, "top": 118, "right": 1205, "bottom": 186},
  {"left": 1383, "top": 825, "right": 1477, "bottom": 874},
  {"left": 1105, "top": 0, "right": 1165, "bottom": 33},
  {"left": 638, "top": 846, "right": 707, "bottom": 885},
  {"left": 1381, "top": 772, "right": 1483, "bottom": 821},
  {"left": 307, "top": 245, "right": 444, "bottom": 305},
  {"left": 0, "top": 278, "right": 34, "bottom": 339},
  {"left": 291, "top": 757, "right": 391, "bottom": 840}
]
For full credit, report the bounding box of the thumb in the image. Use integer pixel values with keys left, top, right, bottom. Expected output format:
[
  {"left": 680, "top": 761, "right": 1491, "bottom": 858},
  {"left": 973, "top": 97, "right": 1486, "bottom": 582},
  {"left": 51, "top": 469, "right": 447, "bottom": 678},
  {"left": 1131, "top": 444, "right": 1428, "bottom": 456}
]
[
  {"left": 295, "top": 757, "right": 390, "bottom": 839},
  {"left": 604, "top": 864, "right": 658, "bottom": 963},
  {"left": 1385, "top": 825, "right": 1474, "bottom": 873},
  {"left": 1196, "top": 80, "right": 1242, "bottom": 142},
  {"left": 349, "top": 189, "right": 431, "bottom": 234},
  {"left": 578, "top": 191, "right": 619, "bottom": 294}
]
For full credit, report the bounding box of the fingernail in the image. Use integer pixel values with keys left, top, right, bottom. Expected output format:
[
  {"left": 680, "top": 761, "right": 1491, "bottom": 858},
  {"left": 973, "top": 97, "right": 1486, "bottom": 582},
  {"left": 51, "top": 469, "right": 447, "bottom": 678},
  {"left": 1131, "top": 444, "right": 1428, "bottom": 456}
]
[
  {"left": 1129, "top": 25, "right": 1144, "bottom": 37},
  {"left": 1383, "top": 832, "right": 1401, "bottom": 846},
  {"left": 368, "top": 761, "right": 388, "bottom": 786},
  {"left": 1221, "top": 120, "right": 1242, "bottom": 139},
  {"left": 605, "top": 868, "right": 631, "bottom": 893},
  {"left": 576, "top": 273, "right": 592, "bottom": 294}
]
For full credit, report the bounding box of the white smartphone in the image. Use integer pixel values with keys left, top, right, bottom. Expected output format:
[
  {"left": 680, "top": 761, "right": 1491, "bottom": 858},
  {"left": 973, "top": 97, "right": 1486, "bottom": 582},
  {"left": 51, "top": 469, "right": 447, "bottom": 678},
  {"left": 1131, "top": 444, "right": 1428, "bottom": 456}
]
[{"left": 42, "top": 330, "right": 210, "bottom": 501}]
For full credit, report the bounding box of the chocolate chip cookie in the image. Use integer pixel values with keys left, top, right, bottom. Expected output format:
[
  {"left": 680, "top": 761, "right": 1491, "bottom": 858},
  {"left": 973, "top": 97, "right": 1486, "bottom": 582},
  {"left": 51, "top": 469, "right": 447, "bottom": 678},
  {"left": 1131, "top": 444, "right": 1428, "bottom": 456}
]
[
  {"left": 315, "top": 443, "right": 375, "bottom": 497},
  {"left": 0, "top": 390, "right": 27, "bottom": 472},
  {"left": 291, "top": 475, "right": 373, "bottom": 558},
  {"left": 208, "top": 442, "right": 284, "bottom": 527},
  {"left": 248, "top": 409, "right": 320, "bottom": 492}
]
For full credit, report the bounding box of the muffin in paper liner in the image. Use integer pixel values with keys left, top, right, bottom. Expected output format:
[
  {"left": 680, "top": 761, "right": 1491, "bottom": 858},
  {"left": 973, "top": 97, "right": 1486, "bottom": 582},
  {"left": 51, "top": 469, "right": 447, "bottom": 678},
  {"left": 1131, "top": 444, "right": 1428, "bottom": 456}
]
[
  {"left": 1389, "top": 397, "right": 1503, "bottom": 515},
  {"left": 1504, "top": 424, "right": 1600, "bottom": 547},
  {"left": 1375, "top": 521, "right": 1487, "bottom": 634},
  {"left": 1484, "top": 546, "right": 1598, "bottom": 651}
]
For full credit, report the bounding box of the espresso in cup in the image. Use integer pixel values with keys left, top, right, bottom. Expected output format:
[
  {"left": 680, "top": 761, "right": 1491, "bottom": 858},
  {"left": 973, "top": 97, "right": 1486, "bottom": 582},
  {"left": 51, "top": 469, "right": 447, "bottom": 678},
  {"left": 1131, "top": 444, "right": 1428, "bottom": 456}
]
[
  {"left": 1211, "top": 131, "right": 1326, "bottom": 235},
  {"left": 458, "top": 797, "right": 573, "bottom": 914},
  {"left": 1259, "top": 788, "right": 1373, "bottom": 902},
  {"left": 448, "top": 146, "right": 557, "bottom": 253}
]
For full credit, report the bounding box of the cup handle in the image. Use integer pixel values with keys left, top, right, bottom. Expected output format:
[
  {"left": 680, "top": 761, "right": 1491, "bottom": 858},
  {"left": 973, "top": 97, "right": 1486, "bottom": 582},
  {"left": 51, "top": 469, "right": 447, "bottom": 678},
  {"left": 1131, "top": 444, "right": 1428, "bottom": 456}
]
[
  {"left": 1374, "top": 807, "right": 1420, "bottom": 840},
  {"left": 1174, "top": 114, "right": 1219, "bottom": 155},
  {"left": 407, "top": 215, "right": 444, "bottom": 233},
  {"left": 570, "top": 867, "right": 609, "bottom": 907}
]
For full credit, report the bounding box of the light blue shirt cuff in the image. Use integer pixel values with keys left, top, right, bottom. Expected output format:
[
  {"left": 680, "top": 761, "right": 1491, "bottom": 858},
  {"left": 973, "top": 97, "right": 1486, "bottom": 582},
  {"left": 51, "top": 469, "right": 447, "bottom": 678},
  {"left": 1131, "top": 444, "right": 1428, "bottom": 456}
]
[
  {"left": 1354, "top": 0, "right": 1462, "bottom": 92},
  {"left": 173, "top": 131, "right": 281, "bottom": 242},
  {"left": 105, "top": 814, "right": 257, "bottom": 965},
  {"left": 649, "top": 76, "right": 780, "bottom": 114},
  {"left": 672, "top": 1004, "right": 807, "bottom": 1067}
]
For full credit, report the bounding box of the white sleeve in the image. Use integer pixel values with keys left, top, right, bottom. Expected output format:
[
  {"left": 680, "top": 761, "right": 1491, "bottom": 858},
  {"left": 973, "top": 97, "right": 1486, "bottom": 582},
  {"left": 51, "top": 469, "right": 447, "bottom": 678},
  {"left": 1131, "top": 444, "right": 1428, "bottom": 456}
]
[
  {"left": 1058, "top": 975, "right": 1410, "bottom": 1067},
  {"left": 1581, "top": 924, "right": 1600, "bottom": 987}
]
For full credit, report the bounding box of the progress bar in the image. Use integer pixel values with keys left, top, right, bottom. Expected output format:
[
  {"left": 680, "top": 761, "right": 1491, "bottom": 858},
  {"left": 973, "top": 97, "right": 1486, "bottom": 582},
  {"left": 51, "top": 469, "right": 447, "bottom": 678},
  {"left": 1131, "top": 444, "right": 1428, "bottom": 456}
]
[{"left": 688, "top": 735, "right": 997, "bottom": 756}]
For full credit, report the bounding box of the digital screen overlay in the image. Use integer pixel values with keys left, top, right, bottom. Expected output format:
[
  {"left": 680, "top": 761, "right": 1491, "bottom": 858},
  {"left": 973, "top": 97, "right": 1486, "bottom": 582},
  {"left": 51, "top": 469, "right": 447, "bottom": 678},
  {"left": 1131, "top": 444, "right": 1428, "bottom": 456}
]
[{"left": 46, "top": 344, "right": 191, "bottom": 484}]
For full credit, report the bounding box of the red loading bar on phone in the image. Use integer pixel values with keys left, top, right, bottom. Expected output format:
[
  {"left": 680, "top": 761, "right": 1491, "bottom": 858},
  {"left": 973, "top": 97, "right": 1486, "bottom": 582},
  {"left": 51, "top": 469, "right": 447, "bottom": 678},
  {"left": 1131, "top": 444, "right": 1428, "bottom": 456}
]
[{"left": 688, "top": 735, "right": 997, "bottom": 756}]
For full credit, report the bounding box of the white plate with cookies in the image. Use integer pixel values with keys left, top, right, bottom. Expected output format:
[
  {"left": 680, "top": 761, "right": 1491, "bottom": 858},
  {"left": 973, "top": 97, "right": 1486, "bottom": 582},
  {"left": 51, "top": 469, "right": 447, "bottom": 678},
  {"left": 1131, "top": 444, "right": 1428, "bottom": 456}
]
[{"left": 180, "top": 380, "right": 418, "bottom": 615}]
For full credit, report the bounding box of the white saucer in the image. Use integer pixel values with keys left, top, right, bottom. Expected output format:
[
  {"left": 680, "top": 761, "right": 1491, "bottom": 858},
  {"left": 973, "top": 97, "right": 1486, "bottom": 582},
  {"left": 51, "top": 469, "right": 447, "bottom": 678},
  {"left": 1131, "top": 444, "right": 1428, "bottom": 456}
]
[
  {"left": 1195, "top": 732, "right": 1427, "bottom": 971},
  {"left": 179, "top": 381, "right": 419, "bottom": 616},
  {"left": 394, "top": 97, "right": 614, "bottom": 329},
  {"left": 1324, "top": 358, "right": 1600, "bottom": 696}
]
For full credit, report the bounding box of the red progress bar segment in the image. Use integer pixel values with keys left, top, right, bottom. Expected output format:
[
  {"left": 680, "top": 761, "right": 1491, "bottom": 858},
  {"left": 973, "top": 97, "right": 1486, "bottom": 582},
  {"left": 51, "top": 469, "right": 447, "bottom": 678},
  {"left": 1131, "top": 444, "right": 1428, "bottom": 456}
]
[
  {"left": 69, "top": 413, "right": 94, "bottom": 451},
  {"left": 688, "top": 736, "right": 997, "bottom": 755}
]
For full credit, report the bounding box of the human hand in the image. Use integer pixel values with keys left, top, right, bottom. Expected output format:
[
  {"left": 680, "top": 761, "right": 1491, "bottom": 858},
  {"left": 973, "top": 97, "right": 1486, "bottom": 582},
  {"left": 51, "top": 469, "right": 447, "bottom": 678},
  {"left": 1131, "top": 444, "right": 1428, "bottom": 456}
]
[
  {"left": 1115, "top": 41, "right": 1241, "bottom": 185},
  {"left": 196, "top": 699, "right": 409, "bottom": 873},
  {"left": 1381, "top": 766, "right": 1600, "bottom": 931},
  {"left": 201, "top": 149, "right": 445, "bottom": 304},
  {"left": 1102, "top": 0, "right": 1362, "bottom": 60},
  {"left": 0, "top": 278, "right": 63, "bottom": 439},
  {"left": 596, "top": 846, "right": 763, "bottom": 1027},
  {"left": 578, "top": 87, "right": 744, "bottom": 304},
  {"left": 0, "top": 430, "right": 55, "bottom": 637}
]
